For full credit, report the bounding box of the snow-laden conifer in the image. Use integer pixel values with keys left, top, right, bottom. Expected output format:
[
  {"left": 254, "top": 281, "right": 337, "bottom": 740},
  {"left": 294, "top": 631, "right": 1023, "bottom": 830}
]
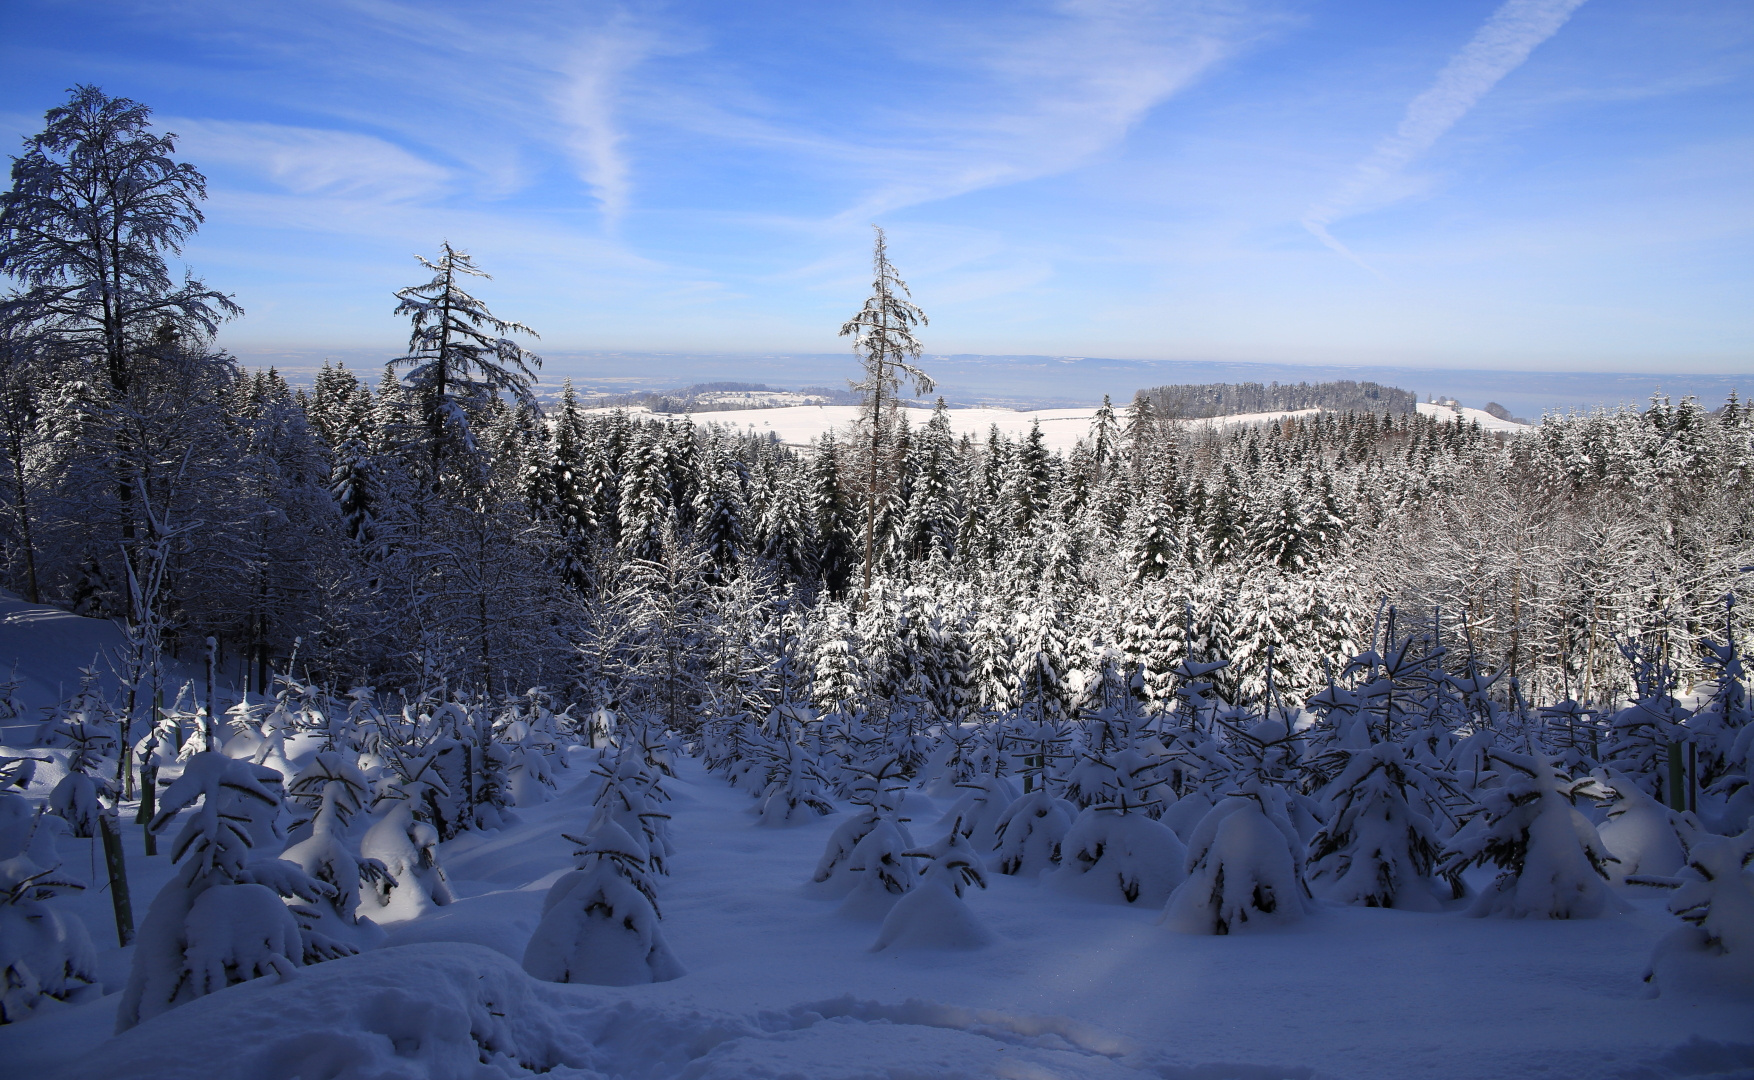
[
  {"left": 359, "top": 799, "right": 453, "bottom": 922},
  {"left": 990, "top": 788, "right": 1075, "bottom": 877},
  {"left": 1163, "top": 782, "right": 1309, "bottom": 934},
  {"left": 871, "top": 828, "right": 992, "bottom": 951},
  {"left": 1048, "top": 753, "right": 1186, "bottom": 905},
  {"left": 0, "top": 794, "right": 96, "bottom": 1023},
  {"left": 118, "top": 753, "right": 330, "bottom": 1030},
  {"left": 523, "top": 819, "right": 684, "bottom": 986},
  {"left": 1438, "top": 749, "right": 1623, "bottom": 919},
  {"left": 837, "top": 817, "right": 917, "bottom": 920},
  {"left": 1596, "top": 773, "right": 1686, "bottom": 883},
  {"left": 1642, "top": 825, "right": 1754, "bottom": 998},
  {"left": 1306, "top": 740, "right": 1458, "bottom": 910}
]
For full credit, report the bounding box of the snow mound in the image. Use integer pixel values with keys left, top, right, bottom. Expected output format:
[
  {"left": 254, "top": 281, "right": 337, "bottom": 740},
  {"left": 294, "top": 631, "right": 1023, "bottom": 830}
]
[{"left": 57, "top": 943, "right": 1263, "bottom": 1079}]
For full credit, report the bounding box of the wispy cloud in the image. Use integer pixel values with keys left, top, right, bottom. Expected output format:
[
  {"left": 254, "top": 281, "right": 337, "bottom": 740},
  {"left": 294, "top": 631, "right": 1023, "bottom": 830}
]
[
  {"left": 167, "top": 119, "right": 452, "bottom": 202},
  {"left": 629, "top": 1, "right": 1275, "bottom": 232},
  {"left": 555, "top": 18, "right": 671, "bottom": 227},
  {"left": 1303, "top": 0, "right": 1590, "bottom": 270}
]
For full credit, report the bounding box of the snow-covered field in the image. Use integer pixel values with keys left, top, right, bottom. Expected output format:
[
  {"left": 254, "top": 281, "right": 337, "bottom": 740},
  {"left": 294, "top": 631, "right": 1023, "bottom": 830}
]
[
  {"left": 584, "top": 402, "right": 1526, "bottom": 454},
  {"left": 589, "top": 405, "right": 1334, "bottom": 454},
  {"left": 4, "top": 748, "right": 1747, "bottom": 1080},
  {"left": 1415, "top": 401, "right": 1530, "bottom": 433}
]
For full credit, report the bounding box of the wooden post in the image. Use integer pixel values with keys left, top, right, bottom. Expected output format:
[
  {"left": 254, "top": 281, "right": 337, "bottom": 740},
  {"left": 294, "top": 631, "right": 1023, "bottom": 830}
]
[
  {"left": 136, "top": 686, "right": 160, "bottom": 856},
  {"left": 98, "top": 810, "right": 135, "bottom": 946},
  {"left": 1666, "top": 743, "right": 1687, "bottom": 812}
]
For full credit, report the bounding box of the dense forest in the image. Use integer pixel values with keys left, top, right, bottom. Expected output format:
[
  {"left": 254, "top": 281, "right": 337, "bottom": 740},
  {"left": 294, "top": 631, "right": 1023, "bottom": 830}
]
[{"left": 1139, "top": 379, "right": 1416, "bottom": 418}]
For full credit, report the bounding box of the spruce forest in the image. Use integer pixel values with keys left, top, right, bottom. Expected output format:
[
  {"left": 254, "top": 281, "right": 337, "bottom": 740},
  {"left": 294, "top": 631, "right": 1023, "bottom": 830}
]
[{"left": 1, "top": 86, "right": 1750, "bottom": 1080}]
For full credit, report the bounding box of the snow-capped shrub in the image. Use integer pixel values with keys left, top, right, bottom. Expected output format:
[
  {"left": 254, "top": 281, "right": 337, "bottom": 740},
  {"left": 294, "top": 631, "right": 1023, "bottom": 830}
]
[
  {"left": 1643, "top": 827, "right": 1754, "bottom": 998},
  {"left": 1048, "top": 806, "right": 1186, "bottom": 905},
  {"left": 500, "top": 719, "right": 559, "bottom": 807},
  {"left": 118, "top": 753, "right": 331, "bottom": 1031},
  {"left": 46, "top": 770, "right": 105, "bottom": 839},
  {"left": 810, "top": 806, "right": 884, "bottom": 896},
  {"left": 937, "top": 774, "right": 1020, "bottom": 852},
  {"left": 990, "top": 789, "right": 1073, "bottom": 877},
  {"left": 1597, "top": 773, "right": 1686, "bottom": 883},
  {"left": 837, "top": 817, "right": 916, "bottom": 920},
  {"left": 1439, "top": 750, "right": 1623, "bottom": 919},
  {"left": 279, "top": 784, "right": 390, "bottom": 959},
  {"left": 523, "top": 820, "right": 684, "bottom": 986},
  {"left": 0, "top": 794, "right": 96, "bottom": 1024},
  {"left": 872, "top": 830, "right": 993, "bottom": 951},
  {"left": 285, "top": 751, "right": 373, "bottom": 827},
  {"left": 1163, "top": 787, "right": 1308, "bottom": 935},
  {"left": 359, "top": 800, "right": 453, "bottom": 922},
  {"left": 1306, "top": 741, "right": 1457, "bottom": 910},
  {"left": 755, "top": 739, "right": 835, "bottom": 825},
  {"left": 592, "top": 750, "right": 674, "bottom": 872}
]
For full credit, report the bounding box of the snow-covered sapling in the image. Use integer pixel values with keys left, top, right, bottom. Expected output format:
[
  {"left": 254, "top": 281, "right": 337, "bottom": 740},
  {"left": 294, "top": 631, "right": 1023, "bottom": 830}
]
[
  {"left": 1306, "top": 741, "right": 1458, "bottom": 910},
  {"left": 0, "top": 795, "right": 96, "bottom": 1023},
  {"left": 279, "top": 780, "right": 390, "bottom": 958},
  {"left": 523, "top": 820, "right": 684, "bottom": 985},
  {"left": 1163, "top": 784, "right": 1310, "bottom": 934},
  {"left": 938, "top": 773, "right": 1021, "bottom": 853},
  {"left": 755, "top": 738, "right": 836, "bottom": 826},
  {"left": 1597, "top": 772, "right": 1686, "bottom": 883},
  {"left": 1438, "top": 750, "right": 1623, "bottom": 919},
  {"left": 872, "top": 829, "right": 993, "bottom": 951},
  {"left": 359, "top": 799, "right": 453, "bottom": 922},
  {"left": 837, "top": 817, "right": 916, "bottom": 920},
  {"left": 809, "top": 758, "right": 912, "bottom": 896},
  {"left": 1642, "top": 826, "right": 1754, "bottom": 997},
  {"left": 1048, "top": 803, "right": 1186, "bottom": 905},
  {"left": 117, "top": 753, "right": 330, "bottom": 1031},
  {"left": 990, "top": 788, "right": 1074, "bottom": 877}
]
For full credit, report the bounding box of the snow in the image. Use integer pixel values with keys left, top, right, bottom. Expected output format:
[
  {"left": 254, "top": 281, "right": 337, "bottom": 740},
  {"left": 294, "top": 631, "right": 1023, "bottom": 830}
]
[
  {"left": 1416, "top": 401, "right": 1530, "bottom": 432},
  {"left": 585, "top": 405, "right": 1330, "bottom": 455},
  {"left": 0, "top": 593, "right": 130, "bottom": 733},
  {"left": 7, "top": 755, "right": 1749, "bottom": 1080},
  {"left": 579, "top": 399, "right": 1528, "bottom": 456}
]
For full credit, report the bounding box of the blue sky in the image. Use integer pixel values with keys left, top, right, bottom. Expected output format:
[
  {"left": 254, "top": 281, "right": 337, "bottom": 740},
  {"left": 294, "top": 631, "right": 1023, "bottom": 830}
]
[{"left": 3, "top": 0, "right": 1751, "bottom": 394}]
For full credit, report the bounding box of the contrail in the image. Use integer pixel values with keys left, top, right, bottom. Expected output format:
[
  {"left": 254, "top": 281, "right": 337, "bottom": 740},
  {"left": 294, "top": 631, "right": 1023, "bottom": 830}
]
[{"left": 1303, "top": 0, "right": 1589, "bottom": 270}]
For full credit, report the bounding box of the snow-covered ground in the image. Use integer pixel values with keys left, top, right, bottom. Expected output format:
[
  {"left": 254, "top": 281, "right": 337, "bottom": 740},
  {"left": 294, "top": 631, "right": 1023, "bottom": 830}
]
[
  {"left": 1415, "top": 401, "right": 1530, "bottom": 432},
  {"left": 587, "top": 405, "right": 1329, "bottom": 454},
  {"left": 0, "top": 593, "right": 217, "bottom": 745},
  {"left": 5, "top": 753, "right": 1745, "bottom": 1080},
  {"left": 0, "top": 592, "right": 129, "bottom": 720}
]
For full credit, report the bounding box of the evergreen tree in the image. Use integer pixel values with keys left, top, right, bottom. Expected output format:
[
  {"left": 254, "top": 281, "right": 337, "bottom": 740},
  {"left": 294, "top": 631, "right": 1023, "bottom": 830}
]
[{"left": 839, "top": 226, "right": 932, "bottom": 600}]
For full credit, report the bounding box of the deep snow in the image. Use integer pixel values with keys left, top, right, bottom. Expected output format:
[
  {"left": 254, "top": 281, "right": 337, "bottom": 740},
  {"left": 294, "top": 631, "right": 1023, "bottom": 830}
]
[{"left": 4, "top": 753, "right": 1748, "bottom": 1080}]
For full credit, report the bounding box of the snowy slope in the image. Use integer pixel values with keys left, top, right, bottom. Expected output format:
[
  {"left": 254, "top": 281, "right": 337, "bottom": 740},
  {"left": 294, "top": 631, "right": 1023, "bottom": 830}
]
[
  {"left": 0, "top": 592, "right": 131, "bottom": 740},
  {"left": 1416, "top": 401, "right": 1530, "bottom": 432},
  {"left": 588, "top": 405, "right": 1325, "bottom": 454},
  {"left": 0, "top": 593, "right": 217, "bottom": 741},
  {"left": 10, "top": 756, "right": 1744, "bottom": 1080}
]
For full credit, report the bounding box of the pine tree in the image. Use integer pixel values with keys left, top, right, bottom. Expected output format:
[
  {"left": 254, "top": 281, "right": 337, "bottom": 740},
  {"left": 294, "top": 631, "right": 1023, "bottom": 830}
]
[
  {"left": 388, "top": 242, "right": 540, "bottom": 483},
  {"left": 839, "top": 226, "right": 932, "bottom": 600}
]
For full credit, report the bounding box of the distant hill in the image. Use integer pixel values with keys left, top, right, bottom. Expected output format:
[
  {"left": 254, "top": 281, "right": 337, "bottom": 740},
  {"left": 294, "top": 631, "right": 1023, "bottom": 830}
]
[
  {"left": 1137, "top": 380, "right": 1415, "bottom": 419},
  {"left": 575, "top": 382, "right": 864, "bottom": 413}
]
